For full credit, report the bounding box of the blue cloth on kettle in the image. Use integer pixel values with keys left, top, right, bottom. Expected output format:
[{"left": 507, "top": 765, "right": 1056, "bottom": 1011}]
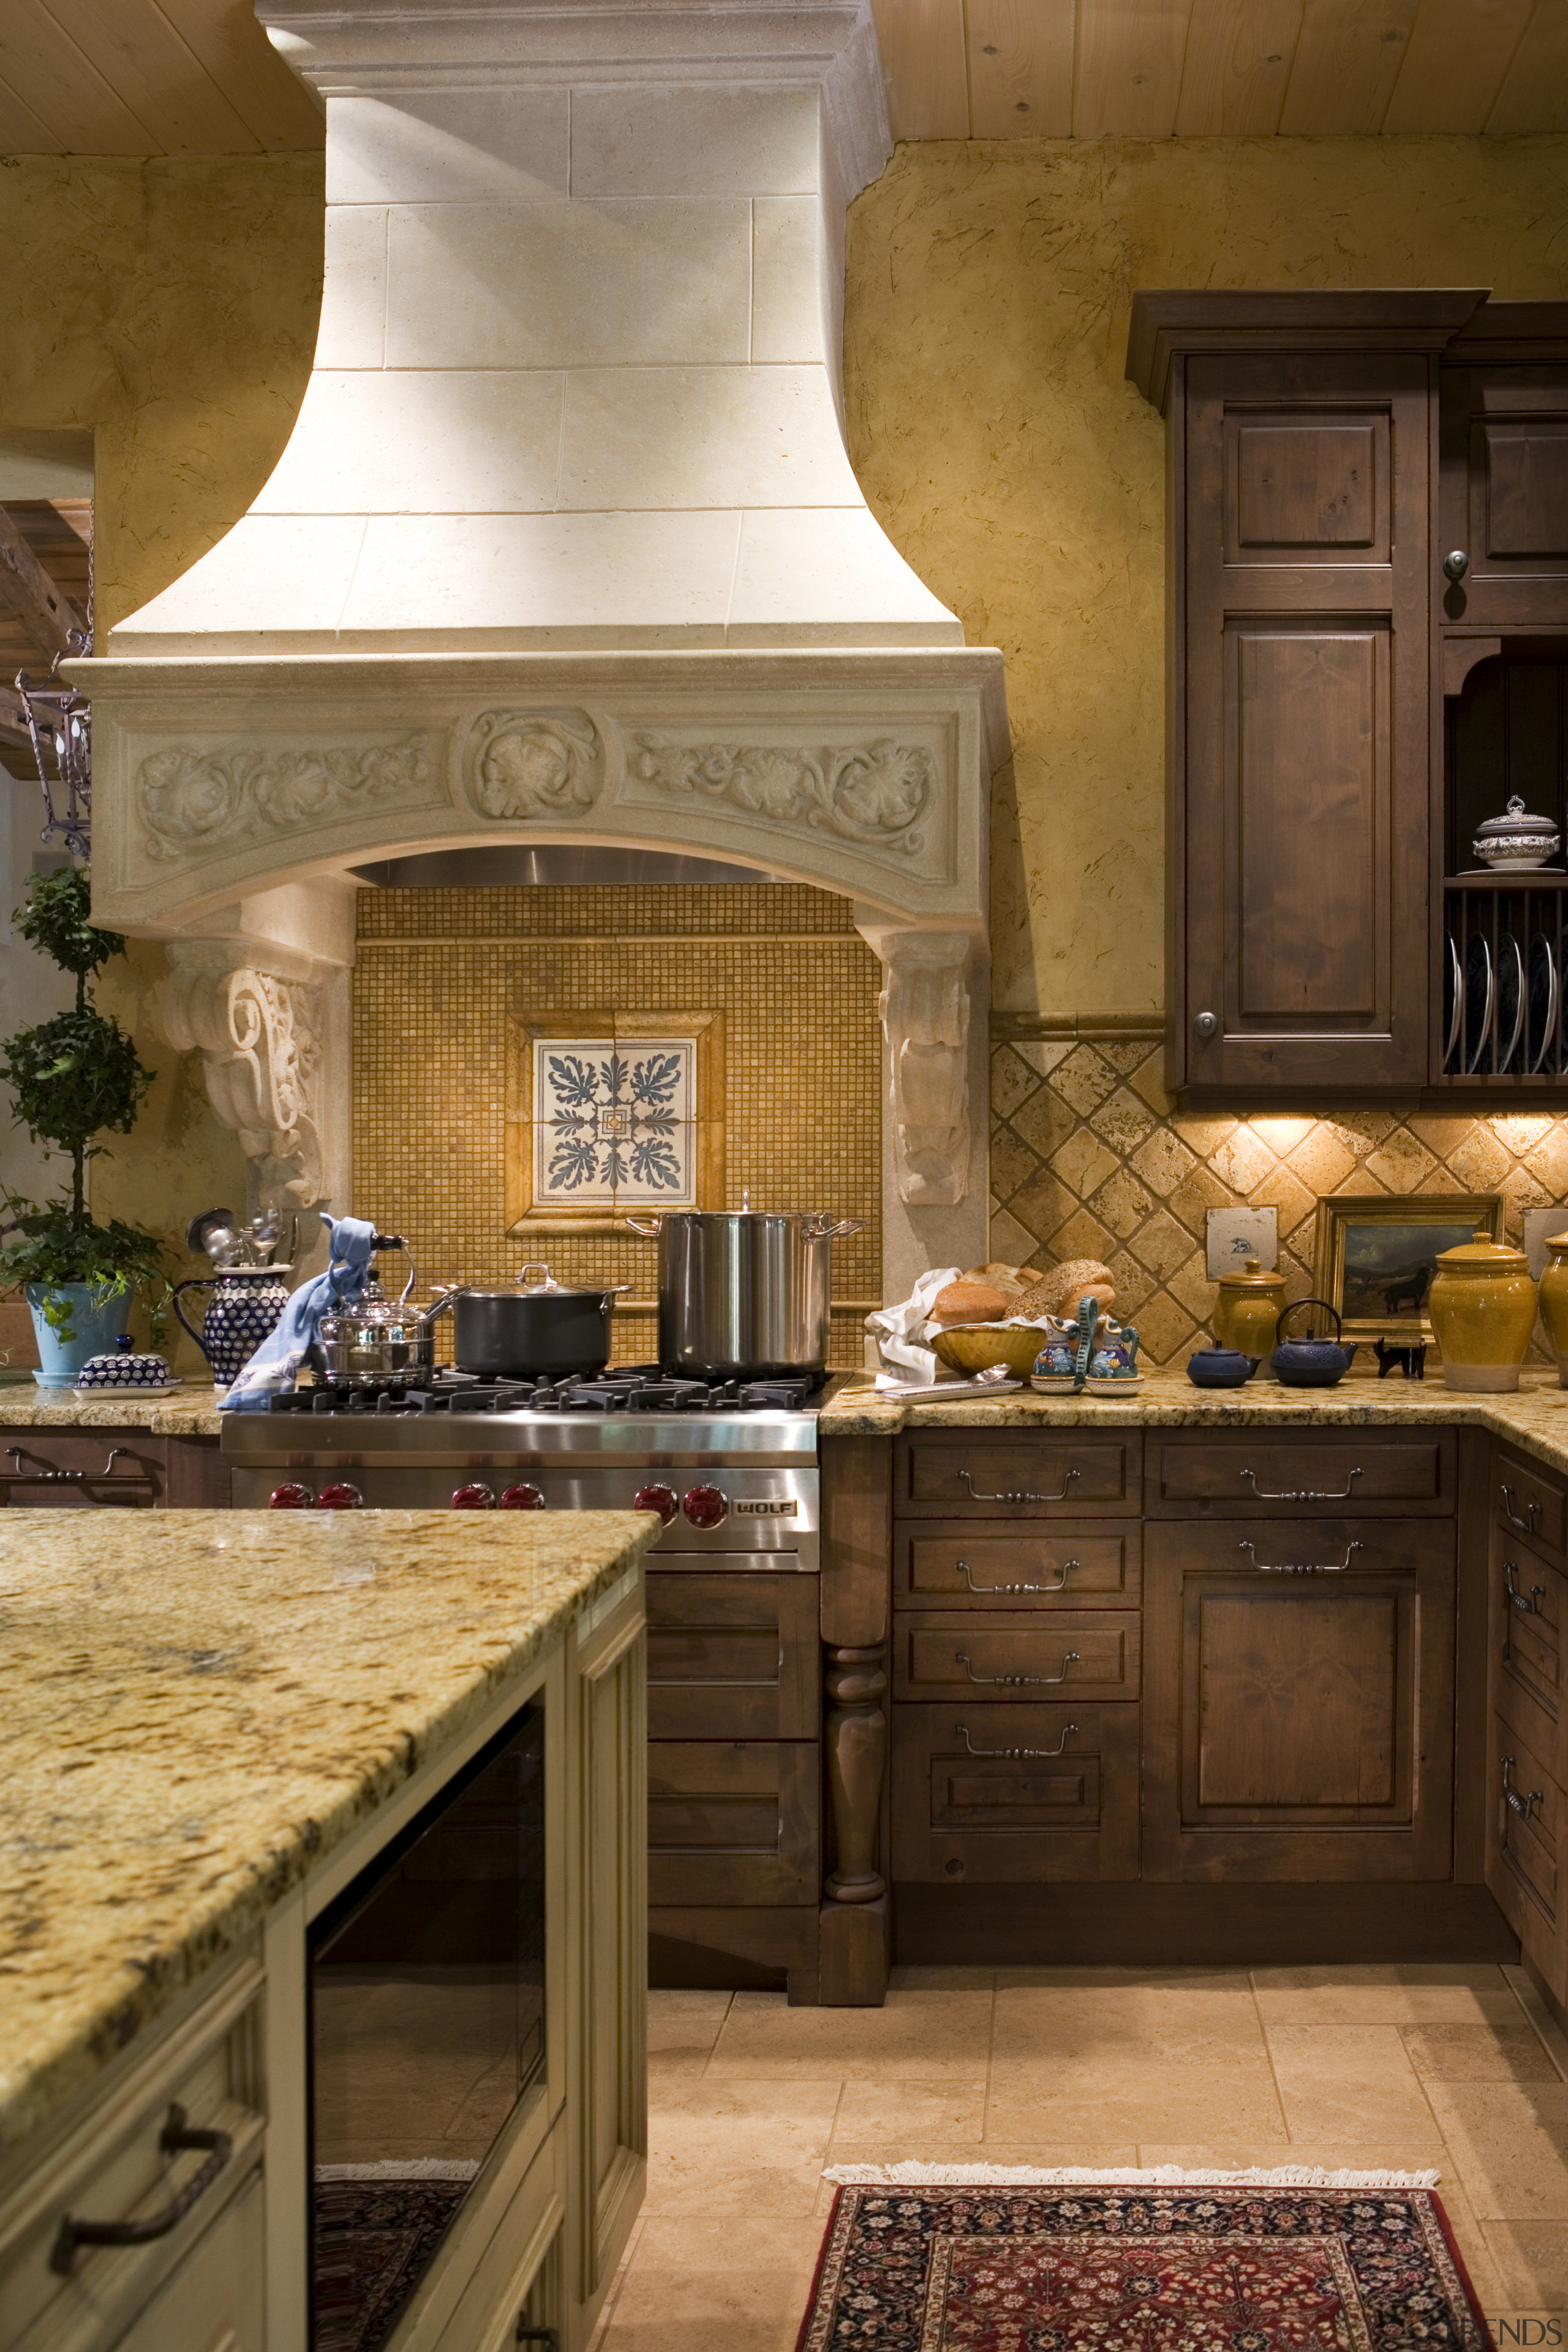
[{"left": 222, "top": 1214, "right": 377, "bottom": 1409}]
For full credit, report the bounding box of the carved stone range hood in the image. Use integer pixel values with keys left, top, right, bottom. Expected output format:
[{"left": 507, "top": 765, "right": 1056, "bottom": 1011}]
[{"left": 81, "top": 0, "right": 1008, "bottom": 1294}]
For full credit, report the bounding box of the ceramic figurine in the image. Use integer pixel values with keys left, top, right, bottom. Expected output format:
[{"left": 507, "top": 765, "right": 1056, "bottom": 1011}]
[
  {"left": 1270, "top": 1298, "right": 1359, "bottom": 1387},
  {"left": 1372, "top": 1336, "right": 1427, "bottom": 1381},
  {"left": 1427, "top": 1228, "right": 1537, "bottom": 1392},
  {"left": 1186, "top": 1346, "right": 1257, "bottom": 1388},
  {"left": 1538, "top": 1230, "right": 1568, "bottom": 1386},
  {"left": 1029, "top": 1297, "right": 1097, "bottom": 1393},
  {"left": 1212, "top": 1257, "right": 1287, "bottom": 1376},
  {"left": 1082, "top": 1305, "right": 1142, "bottom": 1393}
]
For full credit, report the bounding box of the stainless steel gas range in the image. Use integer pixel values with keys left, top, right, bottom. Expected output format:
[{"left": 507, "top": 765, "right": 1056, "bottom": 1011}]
[{"left": 222, "top": 1368, "right": 823, "bottom": 1569}]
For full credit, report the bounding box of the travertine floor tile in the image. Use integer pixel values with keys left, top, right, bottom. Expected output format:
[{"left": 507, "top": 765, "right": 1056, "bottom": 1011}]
[
  {"left": 889, "top": 1966, "right": 995, "bottom": 1990},
  {"left": 644, "top": 2079, "right": 842, "bottom": 2215},
  {"left": 831, "top": 2078, "right": 987, "bottom": 2143},
  {"left": 709, "top": 1986, "right": 992, "bottom": 2079},
  {"left": 649, "top": 1990, "right": 733, "bottom": 2049},
  {"left": 986, "top": 2059, "right": 1287, "bottom": 2146},
  {"left": 1506, "top": 1965, "right": 1568, "bottom": 2079},
  {"left": 1482, "top": 2220, "right": 1568, "bottom": 2308},
  {"left": 1423, "top": 2083, "right": 1568, "bottom": 2220},
  {"left": 595, "top": 2214, "right": 826, "bottom": 2352},
  {"left": 1429, "top": 2174, "right": 1509, "bottom": 2313},
  {"left": 1136, "top": 2141, "right": 1449, "bottom": 2175},
  {"left": 1403, "top": 2025, "right": 1561, "bottom": 2085},
  {"left": 1251, "top": 1966, "right": 1521, "bottom": 2024},
  {"left": 998, "top": 1967, "right": 1253, "bottom": 1992},
  {"left": 1265, "top": 2024, "right": 1440, "bottom": 2141},
  {"left": 812, "top": 2144, "right": 1141, "bottom": 2215},
  {"left": 993, "top": 1983, "right": 1265, "bottom": 2065}
]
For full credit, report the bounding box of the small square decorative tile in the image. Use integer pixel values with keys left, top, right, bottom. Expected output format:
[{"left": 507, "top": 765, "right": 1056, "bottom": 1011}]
[{"left": 535, "top": 1036, "right": 697, "bottom": 1212}]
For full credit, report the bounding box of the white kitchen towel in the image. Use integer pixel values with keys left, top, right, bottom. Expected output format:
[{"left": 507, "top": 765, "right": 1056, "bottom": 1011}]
[
  {"left": 222, "top": 1213, "right": 377, "bottom": 1409},
  {"left": 865, "top": 1266, "right": 962, "bottom": 1384}
]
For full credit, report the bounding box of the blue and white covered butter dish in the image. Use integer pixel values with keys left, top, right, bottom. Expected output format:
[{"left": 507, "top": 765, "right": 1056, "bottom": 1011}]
[{"left": 76, "top": 1338, "right": 177, "bottom": 1392}]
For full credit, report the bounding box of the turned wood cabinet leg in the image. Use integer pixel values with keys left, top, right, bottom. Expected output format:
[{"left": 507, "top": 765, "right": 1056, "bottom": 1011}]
[{"left": 824, "top": 1643, "right": 888, "bottom": 1902}]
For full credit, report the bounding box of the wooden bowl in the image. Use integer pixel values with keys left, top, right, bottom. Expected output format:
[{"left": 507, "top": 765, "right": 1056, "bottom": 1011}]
[{"left": 931, "top": 1323, "right": 1044, "bottom": 1379}]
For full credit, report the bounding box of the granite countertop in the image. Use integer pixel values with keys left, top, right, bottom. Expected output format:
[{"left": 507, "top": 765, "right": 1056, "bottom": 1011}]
[
  {"left": 0, "top": 1508, "right": 658, "bottom": 2152},
  {"left": 0, "top": 1385, "right": 224, "bottom": 1434},
  {"left": 820, "top": 1367, "right": 1568, "bottom": 1477}
]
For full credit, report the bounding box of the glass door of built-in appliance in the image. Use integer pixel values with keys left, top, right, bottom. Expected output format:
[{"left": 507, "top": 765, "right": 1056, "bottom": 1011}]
[{"left": 307, "top": 1698, "right": 545, "bottom": 2352}]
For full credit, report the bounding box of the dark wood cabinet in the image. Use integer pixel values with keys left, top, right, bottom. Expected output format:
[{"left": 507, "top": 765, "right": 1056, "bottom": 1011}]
[
  {"left": 1143, "top": 1517, "right": 1456, "bottom": 1882},
  {"left": 892, "top": 1703, "right": 1139, "bottom": 1884},
  {"left": 0, "top": 1427, "right": 227, "bottom": 1507},
  {"left": 1128, "top": 288, "right": 1568, "bottom": 1100}
]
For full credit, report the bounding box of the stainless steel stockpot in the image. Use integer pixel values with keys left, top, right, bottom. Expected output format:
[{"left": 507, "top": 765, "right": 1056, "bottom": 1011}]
[{"left": 624, "top": 1208, "right": 862, "bottom": 1379}]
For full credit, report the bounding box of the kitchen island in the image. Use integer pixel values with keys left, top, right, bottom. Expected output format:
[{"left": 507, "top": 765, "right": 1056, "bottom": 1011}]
[{"left": 0, "top": 1506, "right": 656, "bottom": 2352}]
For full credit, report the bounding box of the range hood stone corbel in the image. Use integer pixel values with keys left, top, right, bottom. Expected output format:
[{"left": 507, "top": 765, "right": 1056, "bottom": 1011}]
[{"left": 77, "top": 0, "right": 1008, "bottom": 1276}]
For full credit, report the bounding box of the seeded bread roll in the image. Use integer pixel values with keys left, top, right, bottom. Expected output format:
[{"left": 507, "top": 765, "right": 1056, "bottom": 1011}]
[
  {"left": 930, "top": 1278, "right": 1014, "bottom": 1328},
  {"left": 1014, "top": 1259, "right": 1116, "bottom": 1319}
]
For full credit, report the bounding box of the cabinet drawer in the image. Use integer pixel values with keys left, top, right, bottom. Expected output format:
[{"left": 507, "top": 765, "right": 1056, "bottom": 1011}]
[
  {"left": 646, "top": 1571, "right": 819, "bottom": 1740},
  {"left": 0, "top": 1429, "right": 166, "bottom": 1509},
  {"left": 1148, "top": 1433, "right": 1453, "bottom": 1515},
  {"left": 892, "top": 1703, "right": 1139, "bottom": 1882},
  {"left": 0, "top": 1962, "right": 264, "bottom": 2352},
  {"left": 893, "top": 1613, "right": 1139, "bottom": 1704},
  {"left": 1489, "top": 1684, "right": 1564, "bottom": 1931},
  {"left": 648, "top": 1740, "right": 818, "bottom": 1905},
  {"left": 1494, "top": 1528, "right": 1566, "bottom": 1741},
  {"left": 896, "top": 1523, "right": 1138, "bottom": 1610},
  {"left": 1496, "top": 1449, "right": 1568, "bottom": 1561},
  {"left": 113, "top": 2164, "right": 263, "bottom": 2352},
  {"left": 895, "top": 1434, "right": 1137, "bottom": 1518}
]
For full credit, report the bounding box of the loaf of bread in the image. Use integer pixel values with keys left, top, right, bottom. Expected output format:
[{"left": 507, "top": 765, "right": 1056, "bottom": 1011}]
[
  {"left": 929, "top": 1278, "right": 1014, "bottom": 1327},
  {"left": 1014, "top": 1259, "right": 1116, "bottom": 1319},
  {"left": 964, "top": 1262, "right": 1030, "bottom": 1298}
]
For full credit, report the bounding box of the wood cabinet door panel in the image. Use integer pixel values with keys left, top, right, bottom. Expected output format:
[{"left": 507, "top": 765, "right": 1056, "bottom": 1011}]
[
  {"left": 895, "top": 1434, "right": 1137, "bottom": 1518},
  {"left": 1144, "top": 1518, "right": 1455, "bottom": 1881},
  {"left": 892, "top": 1703, "right": 1139, "bottom": 1883},
  {"left": 1487, "top": 1687, "right": 1561, "bottom": 1936},
  {"left": 894, "top": 1612, "right": 1140, "bottom": 1705},
  {"left": 897, "top": 1522, "right": 1139, "bottom": 1608},
  {"left": 1495, "top": 1449, "right": 1568, "bottom": 1561},
  {"left": 1181, "top": 354, "right": 1429, "bottom": 1092},
  {"left": 645, "top": 1572, "right": 818, "bottom": 1740},
  {"left": 1149, "top": 1433, "right": 1452, "bottom": 1515},
  {"left": 0, "top": 1427, "right": 165, "bottom": 1507},
  {"left": 1442, "top": 369, "right": 1568, "bottom": 625},
  {"left": 647, "top": 1739, "right": 818, "bottom": 1906},
  {"left": 1493, "top": 1524, "right": 1565, "bottom": 1762}
]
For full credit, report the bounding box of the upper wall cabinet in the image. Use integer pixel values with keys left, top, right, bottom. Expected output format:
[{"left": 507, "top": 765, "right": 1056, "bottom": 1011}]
[{"left": 1129, "top": 290, "right": 1568, "bottom": 1104}]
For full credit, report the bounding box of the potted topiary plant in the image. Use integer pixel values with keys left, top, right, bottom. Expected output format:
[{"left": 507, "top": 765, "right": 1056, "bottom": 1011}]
[{"left": 0, "top": 867, "right": 164, "bottom": 1385}]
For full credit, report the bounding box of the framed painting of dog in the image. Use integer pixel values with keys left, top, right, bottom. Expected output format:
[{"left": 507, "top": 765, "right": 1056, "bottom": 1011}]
[{"left": 1313, "top": 1191, "right": 1504, "bottom": 1347}]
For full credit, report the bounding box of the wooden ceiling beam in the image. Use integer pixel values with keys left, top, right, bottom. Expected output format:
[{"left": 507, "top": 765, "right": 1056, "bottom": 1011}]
[
  {"left": 0, "top": 510, "right": 82, "bottom": 665},
  {"left": 38, "top": 0, "right": 260, "bottom": 153}
]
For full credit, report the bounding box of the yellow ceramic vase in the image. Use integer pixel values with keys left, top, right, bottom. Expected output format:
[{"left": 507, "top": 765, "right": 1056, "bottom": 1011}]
[
  {"left": 1212, "top": 1258, "right": 1288, "bottom": 1373},
  {"left": 1427, "top": 1230, "right": 1537, "bottom": 1392},
  {"left": 1538, "top": 1231, "right": 1568, "bottom": 1387}
]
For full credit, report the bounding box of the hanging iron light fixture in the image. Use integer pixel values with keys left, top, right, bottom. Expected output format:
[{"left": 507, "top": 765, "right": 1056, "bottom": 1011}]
[{"left": 15, "top": 632, "right": 92, "bottom": 861}]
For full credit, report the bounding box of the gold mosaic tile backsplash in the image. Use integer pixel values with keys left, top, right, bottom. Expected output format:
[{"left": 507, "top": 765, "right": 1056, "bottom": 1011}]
[
  {"left": 989, "top": 1026, "right": 1568, "bottom": 1370},
  {"left": 353, "top": 885, "right": 880, "bottom": 1368}
]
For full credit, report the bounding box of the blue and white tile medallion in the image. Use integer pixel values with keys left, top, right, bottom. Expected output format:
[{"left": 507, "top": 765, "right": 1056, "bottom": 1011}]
[{"left": 533, "top": 1036, "right": 698, "bottom": 1212}]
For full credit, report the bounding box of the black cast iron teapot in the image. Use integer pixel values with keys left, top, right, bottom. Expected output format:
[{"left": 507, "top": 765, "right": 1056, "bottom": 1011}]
[{"left": 1270, "top": 1297, "right": 1359, "bottom": 1388}]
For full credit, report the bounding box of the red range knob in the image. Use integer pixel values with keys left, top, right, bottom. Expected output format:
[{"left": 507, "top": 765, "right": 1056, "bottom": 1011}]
[
  {"left": 268, "top": 1482, "right": 313, "bottom": 1510},
  {"left": 682, "top": 1483, "right": 728, "bottom": 1529},
  {"left": 634, "top": 1482, "right": 679, "bottom": 1525},
  {"left": 451, "top": 1482, "right": 495, "bottom": 1510},
  {"left": 315, "top": 1482, "right": 363, "bottom": 1511},
  {"left": 500, "top": 1482, "right": 546, "bottom": 1510}
]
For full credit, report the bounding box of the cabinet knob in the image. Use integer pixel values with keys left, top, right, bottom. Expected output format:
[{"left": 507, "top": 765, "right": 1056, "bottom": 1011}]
[
  {"left": 1193, "top": 1011, "right": 1218, "bottom": 1041},
  {"left": 1442, "top": 549, "right": 1469, "bottom": 584}
]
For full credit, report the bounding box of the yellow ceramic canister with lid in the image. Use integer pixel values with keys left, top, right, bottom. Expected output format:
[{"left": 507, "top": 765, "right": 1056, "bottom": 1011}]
[
  {"left": 1212, "top": 1257, "right": 1288, "bottom": 1373},
  {"left": 1427, "top": 1229, "right": 1538, "bottom": 1392},
  {"left": 1538, "top": 1231, "right": 1568, "bottom": 1385}
]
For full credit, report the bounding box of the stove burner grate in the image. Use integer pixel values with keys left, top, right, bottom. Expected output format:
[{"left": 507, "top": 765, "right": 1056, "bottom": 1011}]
[{"left": 262, "top": 1364, "right": 823, "bottom": 1415}]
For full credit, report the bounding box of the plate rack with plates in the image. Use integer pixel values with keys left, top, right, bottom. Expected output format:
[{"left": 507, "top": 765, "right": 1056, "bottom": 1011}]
[{"left": 1442, "top": 880, "right": 1567, "bottom": 1080}]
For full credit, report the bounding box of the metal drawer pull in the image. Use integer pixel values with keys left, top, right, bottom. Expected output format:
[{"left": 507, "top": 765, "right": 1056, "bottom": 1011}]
[
  {"left": 1, "top": 1444, "right": 153, "bottom": 1501},
  {"left": 1501, "top": 1756, "right": 1544, "bottom": 1821},
  {"left": 1238, "top": 1466, "right": 1362, "bottom": 1502},
  {"left": 50, "top": 2104, "right": 232, "bottom": 2274},
  {"left": 1505, "top": 1561, "right": 1548, "bottom": 1616},
  {"left": 1238, "top": 1540, "right": 1362, "bottom": 1576},
  {"left": 957, "top": 1466, "right": 1080, "bottom": 1504},
  {"left": 956, "top": 1721, "right": 1077, "bottom": 1760},
  {"left": 958, "top": 1557, "right": 1077, "bottom": 1595},
  {"left": 1501, "top": 1483, "right": 1543, "bottom": 1535},
  {"left": 955, "top": 1648, "right": 1078, "bottom": 1686}
]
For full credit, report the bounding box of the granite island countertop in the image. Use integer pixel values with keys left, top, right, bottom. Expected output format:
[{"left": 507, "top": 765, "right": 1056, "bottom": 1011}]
[
  {"left": 0, "top": 1507, "right": 658, "bottom": 2152},
  {"left": 819, "top": 1366, "right": 1568, "bottom": 1479},
  {"left": 0, "top": 1385, "right": 224, "bottom": 1434}
]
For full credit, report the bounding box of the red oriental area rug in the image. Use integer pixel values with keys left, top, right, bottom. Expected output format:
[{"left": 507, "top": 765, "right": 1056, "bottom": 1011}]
[{"left": 797, "top": 2180, "right": 1493, "bottom": 2351}]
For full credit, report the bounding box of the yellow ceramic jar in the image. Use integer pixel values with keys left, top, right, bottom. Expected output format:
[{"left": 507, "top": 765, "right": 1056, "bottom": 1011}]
[
  {"left": 1538, "top": 1231, "right": 1568, "bottom": 1386},
  {"left": 1212, "top": 1258, "right": 1288, "bottom": 1373},
  {"left": 1427, "top": 1230, "right": 1537, "bottom": 1392}
]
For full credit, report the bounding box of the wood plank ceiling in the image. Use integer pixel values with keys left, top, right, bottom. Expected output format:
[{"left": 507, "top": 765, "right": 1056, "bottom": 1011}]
[
  {"left": 872, "top": 0, "right": 1568, "bottom": 138},
  {"left": 0, "top": 0, "right": 1563, "bottom": 154}
]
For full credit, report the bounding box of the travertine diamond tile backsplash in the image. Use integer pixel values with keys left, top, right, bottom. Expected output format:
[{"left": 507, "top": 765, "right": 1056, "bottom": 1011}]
[{"left": 990, "top": 1026, "right": 1568, "bottom": 1369}]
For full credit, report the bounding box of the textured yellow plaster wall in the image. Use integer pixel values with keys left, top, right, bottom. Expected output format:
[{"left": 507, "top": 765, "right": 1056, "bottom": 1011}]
[
  {"left": 0, "top": 155, "right": 322, "bottom": 1348},
  {"left": 843, "top": 135, "right": 1568, "bottom": 1020}
]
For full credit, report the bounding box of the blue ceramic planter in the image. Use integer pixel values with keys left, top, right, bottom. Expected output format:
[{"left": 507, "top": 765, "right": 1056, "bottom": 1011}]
[{"left": 26, "top": 1282, "right": 132, "bottom": 1388}]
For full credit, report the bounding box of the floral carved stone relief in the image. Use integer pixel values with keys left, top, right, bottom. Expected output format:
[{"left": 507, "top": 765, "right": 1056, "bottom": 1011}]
[
  {"left": 162, "top": 961, "right": 326, "bottom": 1206},
  {"left": 137, "top": 734, "right": 434, "bottom": 861},
  {"left": 630, "top": 736, "right": 937, "bottom": 858},
  {"left": 462, "top": 710, "right": 603, "bottom": 821}
]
